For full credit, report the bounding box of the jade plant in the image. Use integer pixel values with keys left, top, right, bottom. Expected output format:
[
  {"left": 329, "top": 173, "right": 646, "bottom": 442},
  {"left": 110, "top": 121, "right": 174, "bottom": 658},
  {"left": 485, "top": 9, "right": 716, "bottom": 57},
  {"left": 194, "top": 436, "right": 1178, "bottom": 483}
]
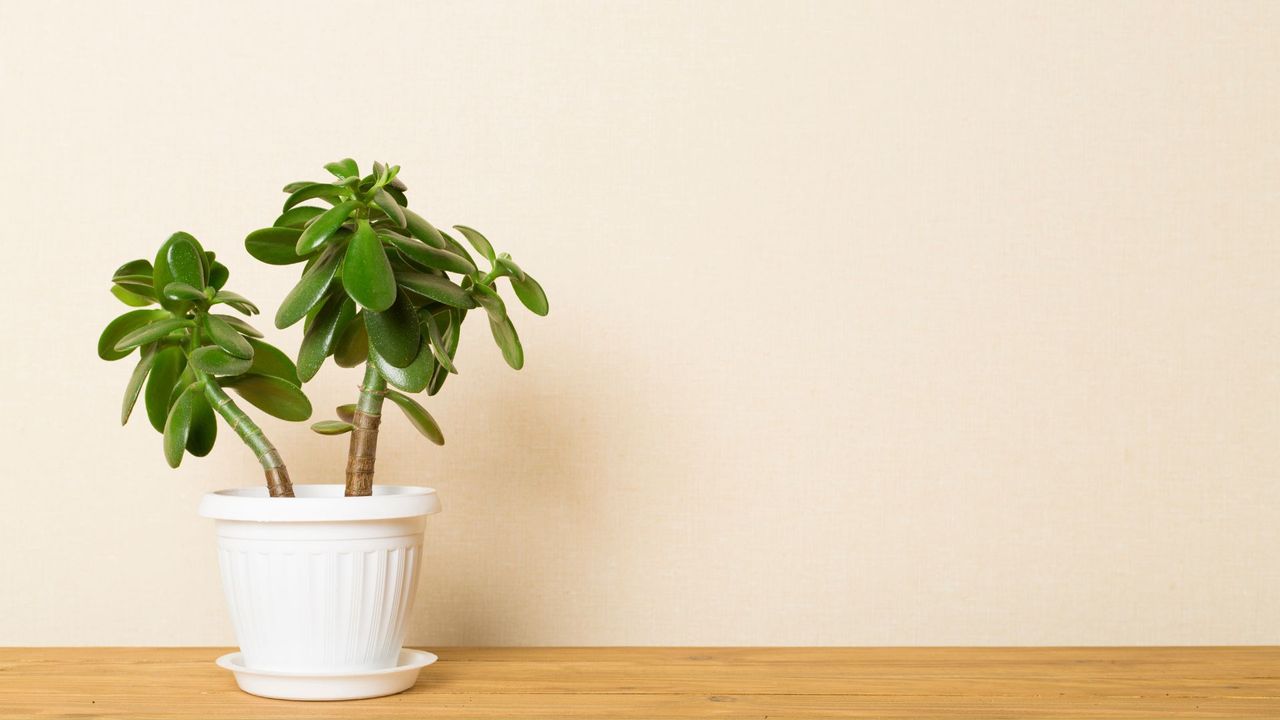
[
  {"left": 98, "top": 232, "right": 312, "bottom": 497},
  {"left": 243, "top": 159, "right": 548, "bottom": 496}
]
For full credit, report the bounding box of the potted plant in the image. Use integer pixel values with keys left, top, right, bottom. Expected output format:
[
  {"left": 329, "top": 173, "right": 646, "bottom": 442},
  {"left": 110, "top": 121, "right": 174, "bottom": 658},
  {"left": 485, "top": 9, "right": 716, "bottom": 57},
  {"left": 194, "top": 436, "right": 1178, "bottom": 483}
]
[{"left": 98, "top": 161, "right": 546, "bottom": 701}]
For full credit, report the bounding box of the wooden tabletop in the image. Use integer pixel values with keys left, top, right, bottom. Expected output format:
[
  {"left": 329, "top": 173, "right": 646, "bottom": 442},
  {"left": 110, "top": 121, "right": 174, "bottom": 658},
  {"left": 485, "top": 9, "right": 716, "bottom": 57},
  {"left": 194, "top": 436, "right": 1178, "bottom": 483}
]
[{"left": 2, "top": 647, "right": 1278, "bottom": 718}]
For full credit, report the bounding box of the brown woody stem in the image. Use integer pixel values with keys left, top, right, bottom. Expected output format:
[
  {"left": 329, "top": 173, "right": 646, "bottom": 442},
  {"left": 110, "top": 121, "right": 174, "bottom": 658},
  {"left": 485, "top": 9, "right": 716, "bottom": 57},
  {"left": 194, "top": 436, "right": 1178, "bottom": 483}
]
[
  {"left": 202, "top": 379, "right": 295, "bottom": 498},
  {"left": 345, "top": 366, "right": 386, "bottom": 497}
]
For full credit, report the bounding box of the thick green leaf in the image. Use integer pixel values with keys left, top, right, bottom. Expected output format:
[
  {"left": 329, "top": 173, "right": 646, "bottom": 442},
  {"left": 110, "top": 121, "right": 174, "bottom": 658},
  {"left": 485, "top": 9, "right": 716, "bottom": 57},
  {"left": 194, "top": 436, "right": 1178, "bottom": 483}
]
[
  {"left": 511, "top": 272, "right": 549, "bottom": 316},
  {"left": 208, "top": 262, "right": 229, "bottom": 290},
  {"left": 163, "top": 282, "right": 205, "bottom": 303},
  {"left": 421, "top": 310, "right": 457, "bottom": 374},
  {"left": 489, "top": 313, "right": 524, "bottom": 370},
  {"left": 275, "top": 242, "right": 343, "bottom": 329},
  {"left": 336, "top": 404, "right": 356, "bottom": 423},
  {"left": 186, "top": 390, "right": 216, "bottom": 457},
  {"left": 298, "top": 294, "right": 355, "bottom": 382},
  {"left": 121, "top": 346, "right": 157, "bottom": 425},
  {"left": 439, "top": 230, "right": 478, "bottom": 268},
  {"left": 282, "top": 180, "right": 311, "bottom": 193},
  {"left": 496, "top": 255, "right": 526, "bottom": 281},
  {"left": 428, "top": 308, "right": 464, "bottom": 396},
  {"left": 369, "top": 336, "right": 433, "bottom": 393},
  {"left": 343, "top": 219, "right": 397, "bottom": 312},
  {"left": 211, "top": 290, "right": 260, "bottom": 316},
  {"left": 273, "top": 206, "right": 325, "bottom": 229},
  {"left": 145, "top": 346, "right": 186, "bottom": 432},
  {"left": 296, "top": 199, "right": 360, "bottom": 254},
  {"left": 246, "top": 227, "right": 308, "bottom": 265},
  {"left": 333, "top": 313, "right": 368, "bottom": 367},
  {"left": 214, "top": 314, "right": 263, "bottom": 338},
  {"left": 468, "top": 282, "right": 506, "bottom": 317},
  {"left": 113, "top": 259, "right": 153, "bottom": 281},
  {"left": 112, "top": 274, "right": 158, "bottom": 299},
  {"left": 111, "top": 285, "right": 154, "bottom": 307},
  {"left": 403, "top": 208, "right": 445, "bottom": 248},
  {"left": 366, "top": 293, "right": 421, "bottom": 368},
  {"left": 453, "top": 225, "right": 495, "bottom": 263},
  {"left": 220, "top": 374, "right": 312, "bottom": 421},
  {"left": 113, "top": 317, "right": 192, "bottom": 353},
  {"left": 384, "top": 186, "right": 408, "bottom": 207},
  {"left": 382, "top": 232, "right": 476, "bottom": 274},
  {"left": 385, "top": 389, "right": 444, "bottom": 445},
  {"left": 153, "top": 232, "right": 206, "bottom": 313},
  {"left": 246, "top": 337, "right": 300, "bottom": 384},
  {"left": 324, "top": 158, "right": 359, "bottom": 179},
  {"left": 398, "top": 272, "right": 475, "bottom": 309},
  {"left": 373, "top": 188, "right": 406, "bottom": 227},
  {"left": 311, "top": 420, "right": 354, "bottom": 435},
  {"left": 189, "top": 346, "right": 252, "bottom": 376},
  {"left": 98, "top": 309, "right": 168, "bottom": 360},
  {"left": 282, "top": 183, "right": 343, "bottom": 212},
  {"left": 204, "top": 314, "right": 254, "bottom": 359},
  {"left": 163, "top": 382, "right": 203, "bottom": 467}
]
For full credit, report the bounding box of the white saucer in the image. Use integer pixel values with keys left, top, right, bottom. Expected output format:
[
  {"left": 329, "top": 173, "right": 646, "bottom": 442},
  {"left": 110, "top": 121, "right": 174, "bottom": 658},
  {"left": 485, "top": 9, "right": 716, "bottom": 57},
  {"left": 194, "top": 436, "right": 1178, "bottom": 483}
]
[{"left": 215, "top": 649, "right": 438, "bottom": 701}]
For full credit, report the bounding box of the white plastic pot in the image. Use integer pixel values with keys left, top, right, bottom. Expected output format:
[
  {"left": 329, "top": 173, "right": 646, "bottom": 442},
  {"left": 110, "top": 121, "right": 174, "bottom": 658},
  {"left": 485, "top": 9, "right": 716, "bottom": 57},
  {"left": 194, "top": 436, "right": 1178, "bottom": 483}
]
[{"left": 198, "top": 484, "right": 441, "bottom": 699}]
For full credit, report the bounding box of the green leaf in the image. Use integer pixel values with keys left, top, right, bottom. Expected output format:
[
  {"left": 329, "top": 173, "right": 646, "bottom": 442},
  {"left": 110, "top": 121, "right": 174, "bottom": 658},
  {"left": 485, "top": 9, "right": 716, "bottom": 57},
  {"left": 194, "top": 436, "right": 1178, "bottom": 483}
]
[
  {"left": 282, "top": 180, "right": 311, "bottom": 193},
  {"left": 496, "top": 255, "right": 526, "bottom": 281},
  {"left": 382, "top": 232, "right": 477, "bottom": 274},
  {"left": 343, "top": 219, "right": 398, "bottom": 312},
  {"left": 333, "top": 312, "right": 369, "bottom": 367},
  {"left": 113, "top": 317, "right": 192, "bottom": 353},
  {"left": 384, "top": 186, "right": 409, "bottom": 207},
  {"left": 246, "top": 227, "right": 308, "bottom": 265},
  {"left": 204, "top": 314, "right": 254, "bottom": 359},
  {"left": 468, "top": 282, "right": 506, "bottom": 317},
  {"left": 214, "top": 314, "right": 263, "bottom": 338},
  {"left": 121, "top": 346, "right": 157, "bottom": 425},
  {"left": 113, "top": 259, "right": 153, "bottom": 280},
  {"left": 296, "top": 199, "right": 360, "bottom": 254},
  {"left": 324, "top": 158, "right": 359, "bottom": 179},
  {"left": 311, "top": 420, "right": 354, "bottom": 435},
  {"left": 489, "top": 313, "right": 524, "bottom": 370},
  {"left": 210, "top": 290, "right": 260, "bottom": 316},
  {"left": 368, "top": 335, "right": 433, "bottom": 393},
  {"left": 366, "top": 293, "right": 421, "bottom": 368},
  {"left": 208, "top": 262, "right": 229, "bottom": 290},
  {"left": 185, "top": 390, "right": 217, "bottom": 457},
  {"left": 273, "top": 206, "right": 326, "bottom": 229},
  {"left": 298, "top": 294, "right": 354, "bottom": 382},
  {"left": 99, "top": 309, "right": 168, "bottom": 361},
  {"left": 373, "top": 188, "right": 406, "bottom": 227},
  {"left": 145, "top": 346, "right": 186, "bottom": 433},
  {"left": 428, "top": 308, "right": 464, "bottom": 396},
  {"left": 163, "top": 282, "right": 205, "bottom": 303},
  {"left": 511, "top": 272, "right": 549, "bottom": 316},
  {"left": 189, "top": 346, "right": 252, "bottom": 376},
  {"left": 439, "top": 230, "right": 478, "bottom": 269},
  {"left": 421, "top": 309, "right": 457, "bottom": 374},
  {"left": 453, "top": 225, "right": 496, "bottom": 263},
  {"left": 275, "top": 242, "right": 343, "bottom": 329},
  {"left": 385, "top": 389, "right": 444, "bottom": 445},
  {"left": 111, "top": 285, "right": 154, "bottom": 307},
  {"left": 153, "top": 232, "right": 206, "bottom": 311},
  {"left": 246, "top": 337, "right": 300, "bottom": 384},
  {"left": 163, "top": 382, "right": 203, "bottom": 468},
  {"left": 398, "top": 272, "right": 475, "bottom": 309},
  {"left": 403, "top": 208, "right": 445, "bottom": 248},
  {"left": 336, "top": 404, "right": 356, "bottom": 423},
  {"left": 282, "top": 182, "right": 343, "bottom": 212},
  {"left": 220, "top": 374, "right": 313, "bottom": 421}
]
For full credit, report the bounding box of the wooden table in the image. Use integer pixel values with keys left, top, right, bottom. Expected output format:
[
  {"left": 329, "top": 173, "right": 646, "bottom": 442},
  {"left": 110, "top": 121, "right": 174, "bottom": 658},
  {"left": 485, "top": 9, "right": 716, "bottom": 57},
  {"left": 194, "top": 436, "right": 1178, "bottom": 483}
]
[{"left": 2, "top": 647, "right": 1278, "bottom": 718}]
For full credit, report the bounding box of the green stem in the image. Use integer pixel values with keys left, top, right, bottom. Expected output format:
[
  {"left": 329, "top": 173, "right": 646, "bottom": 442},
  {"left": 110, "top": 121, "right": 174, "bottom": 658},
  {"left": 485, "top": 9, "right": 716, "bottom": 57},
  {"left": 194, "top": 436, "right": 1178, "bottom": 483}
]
[
  {"left": 345, "top": 364, "right": 387, "bottom": 497},
  {"left": 200, "top": 376, "right": 295, "bottom": 498}
]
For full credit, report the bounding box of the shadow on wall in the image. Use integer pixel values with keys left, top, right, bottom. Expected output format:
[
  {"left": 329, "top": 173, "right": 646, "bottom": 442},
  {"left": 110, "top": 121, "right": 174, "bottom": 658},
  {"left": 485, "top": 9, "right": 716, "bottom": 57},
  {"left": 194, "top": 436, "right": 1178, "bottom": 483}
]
[{"left": 407, "top": 342, "right": 618, "bottom": 646}]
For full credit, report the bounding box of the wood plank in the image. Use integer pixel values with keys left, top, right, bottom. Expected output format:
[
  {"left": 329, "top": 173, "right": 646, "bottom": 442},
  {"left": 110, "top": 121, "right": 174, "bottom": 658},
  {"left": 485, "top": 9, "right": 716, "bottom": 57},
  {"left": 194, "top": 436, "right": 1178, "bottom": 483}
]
[{"left": 1, "top": 647, "right": 1278, "bottom": 719}]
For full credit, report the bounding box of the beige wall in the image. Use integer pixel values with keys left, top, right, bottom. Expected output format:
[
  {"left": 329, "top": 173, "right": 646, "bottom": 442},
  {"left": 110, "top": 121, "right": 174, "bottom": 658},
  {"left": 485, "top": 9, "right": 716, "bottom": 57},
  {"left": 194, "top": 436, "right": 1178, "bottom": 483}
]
[{"left": 1, "top": 0, "right": 1278, "bottom": 646}]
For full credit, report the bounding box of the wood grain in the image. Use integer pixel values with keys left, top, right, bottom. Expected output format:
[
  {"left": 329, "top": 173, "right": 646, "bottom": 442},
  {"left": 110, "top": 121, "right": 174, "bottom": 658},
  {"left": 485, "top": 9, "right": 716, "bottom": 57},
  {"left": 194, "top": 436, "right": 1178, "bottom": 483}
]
[{"left": 1, "top": 647, "right": 1277, "bottom": 718}]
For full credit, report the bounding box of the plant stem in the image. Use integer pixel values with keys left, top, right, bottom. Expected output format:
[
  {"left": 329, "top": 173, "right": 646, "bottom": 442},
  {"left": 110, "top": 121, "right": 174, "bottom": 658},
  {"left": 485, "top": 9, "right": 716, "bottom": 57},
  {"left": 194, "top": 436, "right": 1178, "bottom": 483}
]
[
  {"left": 345, "top": 364, "right": 386, "bottom": 497},
  {"left": 201, "top": 376, "right": 295, "bottom": 498}
]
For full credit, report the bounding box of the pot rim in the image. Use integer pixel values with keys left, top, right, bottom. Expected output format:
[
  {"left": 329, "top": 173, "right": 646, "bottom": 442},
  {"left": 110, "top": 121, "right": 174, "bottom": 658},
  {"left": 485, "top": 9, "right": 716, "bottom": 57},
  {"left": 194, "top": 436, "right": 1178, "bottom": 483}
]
[{"left": 197, "top": 484, "right": 441, "bottom": 522}]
